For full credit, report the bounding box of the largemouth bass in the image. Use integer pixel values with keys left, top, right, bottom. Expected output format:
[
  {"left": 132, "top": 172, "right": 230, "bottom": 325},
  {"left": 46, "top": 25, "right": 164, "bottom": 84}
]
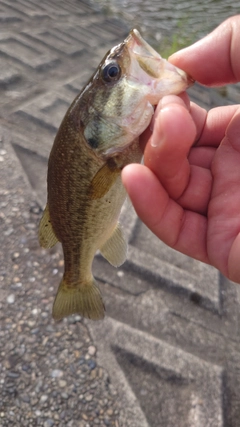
[{"left": 38, "top": 29, "right": 193, "bottom": 321}]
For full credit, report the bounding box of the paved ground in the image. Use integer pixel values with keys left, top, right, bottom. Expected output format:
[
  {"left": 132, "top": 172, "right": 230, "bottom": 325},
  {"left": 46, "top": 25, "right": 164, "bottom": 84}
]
[{"left": 1, "top": 1, "right": 240, "bottom": 426}]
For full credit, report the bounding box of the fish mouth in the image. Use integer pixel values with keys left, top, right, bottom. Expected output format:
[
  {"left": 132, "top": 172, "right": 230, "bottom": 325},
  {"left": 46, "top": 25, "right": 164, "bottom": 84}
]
[
  {"left": 126, "top": 29, "right": 164, "bottom": 69},
  {"left": 125, "top": 29, "right": 194, "bottom": 102}
]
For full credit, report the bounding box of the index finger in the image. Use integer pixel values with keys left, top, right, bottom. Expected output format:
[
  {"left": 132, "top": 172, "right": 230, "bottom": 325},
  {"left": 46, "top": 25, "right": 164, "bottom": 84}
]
[{"left": 169, "top": 16, "right": 240, "bottom": 86}]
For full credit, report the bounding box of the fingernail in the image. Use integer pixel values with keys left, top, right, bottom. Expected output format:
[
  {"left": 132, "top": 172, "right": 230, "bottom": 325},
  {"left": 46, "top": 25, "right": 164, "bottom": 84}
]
[
  {"left": 150, "top": 108, "right": 166, "bottom": 148},
  {"left": 149, "top": 116, "right": 155, "bottom": 133},
  {"left": 149, "top": 104, "right": 160, "bottom": 133}
]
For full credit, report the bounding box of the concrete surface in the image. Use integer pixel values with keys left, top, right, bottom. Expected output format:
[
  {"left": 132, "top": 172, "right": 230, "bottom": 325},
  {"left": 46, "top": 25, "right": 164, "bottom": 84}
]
[{"left": 1, "top": 1, "right": 240, "bottom": 426}]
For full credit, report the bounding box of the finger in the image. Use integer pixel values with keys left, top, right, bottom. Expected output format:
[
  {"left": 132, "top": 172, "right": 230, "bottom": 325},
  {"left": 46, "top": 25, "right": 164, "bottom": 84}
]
[
  {"left": 207, "top": 110, "right": 240, "bottom": 277},
  {"left": 228, "top": 233, "right": 240, "bottom": 283},
  {"left": 139, "top": 93, "right": 191, "bottom": 152},
  {"left": 142, "top": 101, "right": 239, "bottom": 152},
  {"left": 143, "top": 100, "right": 197, "bottom": 200},
  {"left": 195, "top": 105, "right": 240, "bottom": 147},
  {"left": 155, "top": 92, "right": 191, "bottom": 116},
  {"left": 176, "top": 165, "right": 212, "bottom": 216},
  {"left": 122, "top": 164, "right": 209, "bottom": 263},
  {"left": 169, "top": 16, "right": 240, "bottom": 85},
  {"left": 188, "top": 146, "right": 216, "bottom": 168}
]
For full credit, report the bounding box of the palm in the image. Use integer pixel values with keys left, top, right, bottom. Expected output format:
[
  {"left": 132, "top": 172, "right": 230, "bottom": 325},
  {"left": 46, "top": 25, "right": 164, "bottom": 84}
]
[{"left": 207, "top": 116, "right": 240, "bottom": 280}]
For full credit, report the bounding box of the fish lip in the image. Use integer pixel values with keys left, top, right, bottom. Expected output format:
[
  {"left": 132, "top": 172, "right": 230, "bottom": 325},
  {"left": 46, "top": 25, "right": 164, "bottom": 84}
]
[
  {"left": 187, "top": 75, "right": 195, "bottom": 86},
  {"left": 125, "top": 28, "right": 194, "bottom": 93},
  {"left": 176, "top": 66, "right": 195, "bottom": 86},
  {"left": 125, "top": 28, "right": 162, "bottom": 61}
]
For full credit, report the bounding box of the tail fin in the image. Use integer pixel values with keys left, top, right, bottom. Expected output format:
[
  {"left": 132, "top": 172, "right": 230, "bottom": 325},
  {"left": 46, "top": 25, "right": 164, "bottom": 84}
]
[{"left": 52, "top": 277, "right": 105, "bottom": 321}]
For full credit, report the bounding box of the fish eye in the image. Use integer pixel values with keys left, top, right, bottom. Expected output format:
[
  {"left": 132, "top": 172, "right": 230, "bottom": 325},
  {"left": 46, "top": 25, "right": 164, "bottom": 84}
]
[{"left": 102, "top": 61, "right": 121, "bottom": 83}]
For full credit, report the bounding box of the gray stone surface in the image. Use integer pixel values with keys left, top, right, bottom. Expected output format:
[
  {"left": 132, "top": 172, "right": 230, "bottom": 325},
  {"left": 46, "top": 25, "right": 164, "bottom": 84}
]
[{"left": 1, "top": 0, "right": 240, "bottom": 426}]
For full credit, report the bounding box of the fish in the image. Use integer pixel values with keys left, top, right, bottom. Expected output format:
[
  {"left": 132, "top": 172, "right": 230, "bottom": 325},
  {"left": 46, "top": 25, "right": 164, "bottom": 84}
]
[{"left": 38, "top": 29, "right": 193, "bottom": 321}]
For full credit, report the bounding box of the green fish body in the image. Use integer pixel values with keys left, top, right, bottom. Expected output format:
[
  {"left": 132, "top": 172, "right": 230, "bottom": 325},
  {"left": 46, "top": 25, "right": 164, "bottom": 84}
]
[{"left": 38, "top": 29, "right": 193, "bottom": 321}]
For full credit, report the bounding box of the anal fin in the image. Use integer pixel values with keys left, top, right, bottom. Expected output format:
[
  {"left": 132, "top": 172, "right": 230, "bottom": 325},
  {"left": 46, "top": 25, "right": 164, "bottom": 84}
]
[
  {"left": 100, "top": 222, "right": 127, "bottom": 267},
  {"left": 38, "top": 203, "right": 59, "bottom": 248}
]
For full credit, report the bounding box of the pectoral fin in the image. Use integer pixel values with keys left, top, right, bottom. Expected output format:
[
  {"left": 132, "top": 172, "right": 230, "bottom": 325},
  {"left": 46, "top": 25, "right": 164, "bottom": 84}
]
[
  {"left": 38, "top": 204, "right": 59, "bottom": 248},
  {"left": 89, "top": 162, "right": 120, "bottom": 200},
  {"left": 100, "top": 222, "right": 127, "bottom": 267}
]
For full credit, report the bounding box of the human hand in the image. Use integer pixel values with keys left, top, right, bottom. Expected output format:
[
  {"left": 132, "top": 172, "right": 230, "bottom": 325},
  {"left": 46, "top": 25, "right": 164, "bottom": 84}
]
[{"left": 122, "top": 16, "right": 240, "bottom": 283}]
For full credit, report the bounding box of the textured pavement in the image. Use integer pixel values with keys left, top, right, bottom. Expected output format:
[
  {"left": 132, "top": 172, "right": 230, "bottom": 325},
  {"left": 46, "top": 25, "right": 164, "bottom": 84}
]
[{"left": 1, "top": 1, "right": 240, "bottom": 426}]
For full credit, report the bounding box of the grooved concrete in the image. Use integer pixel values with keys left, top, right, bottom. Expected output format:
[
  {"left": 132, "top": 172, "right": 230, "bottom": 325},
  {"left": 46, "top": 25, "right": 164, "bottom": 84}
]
[{"left": 1, "top": 1, "right": 240, "bottom": 426}]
